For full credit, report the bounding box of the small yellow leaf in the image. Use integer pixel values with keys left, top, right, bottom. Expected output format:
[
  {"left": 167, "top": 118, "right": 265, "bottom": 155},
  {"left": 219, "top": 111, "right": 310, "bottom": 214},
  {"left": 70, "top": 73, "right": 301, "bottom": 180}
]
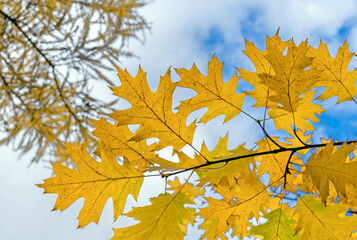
[
  {"left": 308, "top": 41, "right": 357, "bottom": 103},
  {"left": 175, "top": 55, "right": 245, "bottom": 123}
]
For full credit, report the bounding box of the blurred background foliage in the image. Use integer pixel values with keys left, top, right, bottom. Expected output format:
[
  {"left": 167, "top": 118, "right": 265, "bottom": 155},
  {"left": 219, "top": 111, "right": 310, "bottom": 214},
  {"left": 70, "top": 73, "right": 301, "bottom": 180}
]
[{"left": 0, "top": 0, "right": 149, "bottom": 163}]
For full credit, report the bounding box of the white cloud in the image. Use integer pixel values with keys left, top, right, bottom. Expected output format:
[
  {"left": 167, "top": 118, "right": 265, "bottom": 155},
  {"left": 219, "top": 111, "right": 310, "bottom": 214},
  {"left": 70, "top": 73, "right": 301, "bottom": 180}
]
[{"left": 255, "top": 0, "right": 357, "bottom": 42}]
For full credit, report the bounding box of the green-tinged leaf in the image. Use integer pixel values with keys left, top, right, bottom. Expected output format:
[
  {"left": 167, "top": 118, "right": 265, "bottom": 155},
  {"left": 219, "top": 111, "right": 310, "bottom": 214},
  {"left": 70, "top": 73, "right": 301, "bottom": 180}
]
[
  {"left": 294, "top": 195, "right": 357, "bottom": 240},
  {"left": 112, "top": 193, "right": 196, "bottom": 240},
  {"left": 250, "top": 207, "right": 301, "bottom": 240}
]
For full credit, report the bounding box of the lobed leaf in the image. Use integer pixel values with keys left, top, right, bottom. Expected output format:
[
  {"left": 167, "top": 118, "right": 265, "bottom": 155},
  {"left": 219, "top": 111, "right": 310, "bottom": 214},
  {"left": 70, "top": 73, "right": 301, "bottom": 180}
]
[{"left": 38, "top": 143, "right": 144, "bottom": 228}]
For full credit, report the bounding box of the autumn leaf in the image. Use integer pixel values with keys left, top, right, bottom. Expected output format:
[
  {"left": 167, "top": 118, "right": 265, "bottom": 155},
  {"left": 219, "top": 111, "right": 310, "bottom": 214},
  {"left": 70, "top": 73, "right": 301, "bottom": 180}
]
[
  {"left": 268, "top": 91, "right": 325, "bottom": 136},
  {"left": 258, "top": 39, "right": 320, "bottom": 112},
  {"left": 197, "top": 147, "right": 253, "bottom": 189},
  {"left": 306, "top": 142, "right": 357, "bottom": 203},
  {"left": 255, "top": 137, "right": 302, "bottom": 189},
  {"left": 308, "top": 41, "right": 357, "bottom": 103},
  {"left": 113, "top": 193, "right": 196, "bottom": 240},
  {"left": 168, "top": 178, "right": 204, "bottom": 199},
  {"left": 38, "top": 143, "right": 144, "bottom": 228},
  {"left": 249, "top": 207, "right": 301, "bottom": 240},
  {"left": 109, "top": 67, "right": 197, "bottom": 152},
  {"left": 239, "top": 31, "right": 289, "bottom": 110},
  {"left": 328, "top": 183, "right": 357, "bottom": 208},
  {"left": 200, "top": 173, "right": 276, "bottom": 239},
  {"left": 147, "top": 151, "right": 206, "bottom": 172},
  {"left": 294, "top": 195, "right": 357, "bottom": 240},
  {"left": 91, "top": 118, "right": 155, "bottom": 170},
  {"left": 149, "top": 135, "right": 251, "bottom": 174},
  {"left": 241, "top": 33, "right": 323, "bottom": 139},
  {"left": 175, "top": 55, "right": 245, "bottom": 123}
]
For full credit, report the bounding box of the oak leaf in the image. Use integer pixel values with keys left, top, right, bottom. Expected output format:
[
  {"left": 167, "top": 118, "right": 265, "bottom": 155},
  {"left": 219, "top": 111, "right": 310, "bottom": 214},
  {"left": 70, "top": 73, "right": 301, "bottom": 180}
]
[
  {"left": 38, "top": 143, "right": 143, "bottom": 228},
  {"left": 200, "top": 173, "right": 276, "bottom": 239},
  {"left": 308, "top": 41, "right": 357, "bottom": 103},
  {"left": 249, "top": 207, "right": 301, "bottom": 240},
  {"left": 255, "top": 137, "right": 301, "bottom": 189},
  {"left": 109, "top": 68, "right": 197, "bottom": 152},
  {"left": 306, "top": 142, "right": 357, "bottom": 203},
  {"left": 91, "top": 118, "right": 155, "bottom": 170},
  {"left": 113, "top": 193, "right": 195, "bottom": 240},
  {"left": 175, "top": 55, "right": 245, "bottom": 123},
  {"left": 241, "top": 33, "right": 323, "bottom": 138},
  {"left": 239, "top": 31, "right": 289, "bottom": 110},
  {"left": 294, "top": 195, "right": 357, "bottom": 240}
]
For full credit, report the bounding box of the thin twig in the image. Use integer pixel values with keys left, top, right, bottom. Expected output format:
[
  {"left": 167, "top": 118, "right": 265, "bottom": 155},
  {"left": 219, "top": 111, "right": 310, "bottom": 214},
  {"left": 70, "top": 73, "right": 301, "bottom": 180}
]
[
  {"left": 293, "top": 126, "right": 308, "bottom": 146},
  {"left": 256, "top": 120, "right": 285, "bottom": 149},
  {"left": 284, "top": 150, "right": 296, "bottom": 188}
]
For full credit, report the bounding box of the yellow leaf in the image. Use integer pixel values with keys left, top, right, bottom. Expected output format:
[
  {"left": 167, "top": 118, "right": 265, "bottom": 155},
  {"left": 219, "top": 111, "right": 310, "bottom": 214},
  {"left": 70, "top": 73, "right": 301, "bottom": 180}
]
[
  {"left": 328, "top": 183, "right": 357, "bottom": 208},
  {"left": 168, "top": 178, "right": 204, "bottom": 199},
  {"left": 175, "top": 55, "right": 245, "bottom": 123},
  {"left": 149, "top": 135, "right": 248, "bottom": 174},
  {"left": 241, "top": 33, "right": 323, "bottom": 140},
  {"left": 200, "top": 173, "right": 277, "bottom": 239},
  {"left": 308, "top": 41, "right": 357, "bottom": 103},
  {"left": 197, "top": 136, "right": 255, "bottom": 188},
  {"left": 255, "top": 137, "right": 301, "bottom": 190},
  {"left": 110, "top": 67, "right": 197, "bottom": 152},
  {"left": 259, "top": 39, "right": 320, "bottom": 111},
  {"left": 38, "top": 143, "right": 143, "bottom": 228},
  {"left": 91, "top": 118, "right": 155, "bottom": 170},
  {"left": 294, "top": 195, "right": 357, "bottom": 240},
  {"left": 268, "top": 91, "right": 325, "bottom": 136},
  {"left": 306, "top": 142, "right": 357, "bottom": 203},
  {"left": 239, "top": 31, "right": 289, "bottom": 109},
  {"left": 147, "top": 151, "right": 206, "bottom": 172},
  {"left": 249, "top": 206, "right": 301, "bottom": 240},
  {"left": 113, "top": 193, "right": 195, "bottom": 240}
]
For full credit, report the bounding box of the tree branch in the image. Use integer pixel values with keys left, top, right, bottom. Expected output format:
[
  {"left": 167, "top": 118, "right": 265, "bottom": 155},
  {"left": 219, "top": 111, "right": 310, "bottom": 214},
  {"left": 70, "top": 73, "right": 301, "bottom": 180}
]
[
  {"left": 283, "top": 150, "right": 296, "bottom": 188},
  {"left": 0, "top": 9, "right": 82, "bottom": 127},
  {"left": 157, "top": 139, "right": 357, "bottom": 178}
]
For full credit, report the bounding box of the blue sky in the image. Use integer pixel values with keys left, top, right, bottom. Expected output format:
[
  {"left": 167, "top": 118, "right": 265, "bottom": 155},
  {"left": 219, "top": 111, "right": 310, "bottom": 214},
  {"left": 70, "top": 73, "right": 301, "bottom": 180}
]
[{"left": 1, "top": 0, "right": 357, "bottom": 239}]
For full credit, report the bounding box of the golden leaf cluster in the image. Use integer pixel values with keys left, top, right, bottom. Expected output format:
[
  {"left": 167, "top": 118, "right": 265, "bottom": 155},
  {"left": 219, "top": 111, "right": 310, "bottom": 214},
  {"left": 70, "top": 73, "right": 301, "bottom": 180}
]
[{"left": 39, "top": 32, "right": 357, "bottom": 239}]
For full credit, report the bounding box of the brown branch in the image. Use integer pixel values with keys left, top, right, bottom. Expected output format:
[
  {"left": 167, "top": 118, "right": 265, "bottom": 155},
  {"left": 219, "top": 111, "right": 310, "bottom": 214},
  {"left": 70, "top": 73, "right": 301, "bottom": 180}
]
[
  {"left": 159, "top": 139, "right": 357, "bottom": 178},
  {"left": 283, "top": 150, "right": 296, "bottom": 188}
]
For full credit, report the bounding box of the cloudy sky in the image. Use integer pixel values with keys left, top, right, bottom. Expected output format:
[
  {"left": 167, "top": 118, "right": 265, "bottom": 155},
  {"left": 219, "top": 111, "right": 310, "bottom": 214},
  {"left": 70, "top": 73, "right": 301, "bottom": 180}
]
[{"left": 2, "top": 0, "right": 357, "bottom": 239}]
